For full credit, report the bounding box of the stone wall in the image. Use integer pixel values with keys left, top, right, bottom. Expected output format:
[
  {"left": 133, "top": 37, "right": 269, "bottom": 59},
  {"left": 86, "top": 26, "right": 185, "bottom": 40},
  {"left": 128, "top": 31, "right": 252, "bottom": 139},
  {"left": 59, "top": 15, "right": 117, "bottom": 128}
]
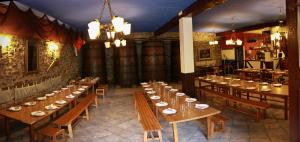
[
  {"left": 193, "top": 32, "right": 222, "bottom": 67},
  {"left": 0, "top": 36, "right": 80, "bottom": 89}
]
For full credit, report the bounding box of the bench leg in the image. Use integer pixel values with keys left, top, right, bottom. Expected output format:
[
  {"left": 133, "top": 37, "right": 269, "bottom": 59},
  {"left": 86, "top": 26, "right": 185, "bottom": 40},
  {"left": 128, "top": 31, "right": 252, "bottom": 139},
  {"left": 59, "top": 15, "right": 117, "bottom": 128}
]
[
  {"left": 67, "top": 124, "right": 73, "bottom": 138},
  {"left": 144, "top": 131, "right": 148, "bottom": 142},
  {"left": 256, "top": 108, "right": 261, "bottom": 122},
  {"left": 94, "top": 97, "right": 98, "bottom": 108},
  {"left": 158, "top": 130, "right": 163, "bottom": 142},
  {"left": 85, "top": 108, "right": 90, "bottom": 120}
]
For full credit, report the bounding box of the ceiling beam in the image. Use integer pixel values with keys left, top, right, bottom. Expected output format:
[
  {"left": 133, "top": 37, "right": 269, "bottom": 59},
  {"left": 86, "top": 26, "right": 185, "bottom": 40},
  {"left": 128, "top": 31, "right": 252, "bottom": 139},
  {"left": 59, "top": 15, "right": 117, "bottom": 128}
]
[
  {"left": 154, "top": 0, "right": 226, "bottom": 36},
  {"left": 216, "top": 21, "right": 286, "bottom": 36}
]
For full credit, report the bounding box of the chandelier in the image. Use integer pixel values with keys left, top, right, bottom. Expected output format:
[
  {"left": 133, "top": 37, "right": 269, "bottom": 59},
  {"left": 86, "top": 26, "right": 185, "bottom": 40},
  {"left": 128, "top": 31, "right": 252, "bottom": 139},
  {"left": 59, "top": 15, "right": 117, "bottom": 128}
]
[
  {"left": 225, "top": 17, "right": 242, "bottom": 46},
  {"left": 87, "top": 0, "right": 131, "bottom": 48},
  {"left": 225, "top": 30, "right": 243, "bottom": 46}
]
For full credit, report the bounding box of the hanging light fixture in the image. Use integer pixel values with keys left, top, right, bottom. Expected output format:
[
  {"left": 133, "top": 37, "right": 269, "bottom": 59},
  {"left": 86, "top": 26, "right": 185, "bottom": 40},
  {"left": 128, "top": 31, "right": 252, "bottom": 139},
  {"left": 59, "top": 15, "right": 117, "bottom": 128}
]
[
  {"left": 209, "top": 40, "right": 218, "bottom": 45},
  {"left": 225, "top": 18, "right": 243, "bottom": 46},
  {"left": 87, "top": 0, "right": 131, "bottom": 48}
]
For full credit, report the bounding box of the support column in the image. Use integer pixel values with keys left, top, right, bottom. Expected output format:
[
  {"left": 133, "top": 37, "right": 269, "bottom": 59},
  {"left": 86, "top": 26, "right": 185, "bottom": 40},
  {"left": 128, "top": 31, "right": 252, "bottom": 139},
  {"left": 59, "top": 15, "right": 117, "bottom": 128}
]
[
  {"left": 135, "top": 41, "right": 143, "bottom": 83},
  {"left": 179, "top": 17, "right": 195, "bottom": 97},
  {"left": 164, "top": 40, "right": 172, "bottom": 82}
]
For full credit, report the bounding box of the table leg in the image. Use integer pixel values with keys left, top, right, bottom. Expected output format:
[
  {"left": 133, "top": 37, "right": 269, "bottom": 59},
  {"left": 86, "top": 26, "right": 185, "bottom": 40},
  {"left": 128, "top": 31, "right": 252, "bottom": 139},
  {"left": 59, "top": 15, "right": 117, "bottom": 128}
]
[
  {"left": 172, "top": 123, "right": 179, "bottom": 142},
  {"left": 284, "top": 97, "right": 288, "bottom": 120},
  {"left": 207, "top": 116, "right": 212, "bottom": 140},
  {"left": 4, "top": 117, "right": 10, "bottom": 140},
  {"left": 29, "top": 125, "right": 34, "bottom": 142}
]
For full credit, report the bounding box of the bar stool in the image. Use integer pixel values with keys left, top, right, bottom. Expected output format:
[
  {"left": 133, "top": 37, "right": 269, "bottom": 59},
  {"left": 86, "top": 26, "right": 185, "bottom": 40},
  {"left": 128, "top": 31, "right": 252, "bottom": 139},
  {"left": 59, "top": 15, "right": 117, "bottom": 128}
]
[{"left": 38, "top": 126, "right": 65, "bottom": 142}]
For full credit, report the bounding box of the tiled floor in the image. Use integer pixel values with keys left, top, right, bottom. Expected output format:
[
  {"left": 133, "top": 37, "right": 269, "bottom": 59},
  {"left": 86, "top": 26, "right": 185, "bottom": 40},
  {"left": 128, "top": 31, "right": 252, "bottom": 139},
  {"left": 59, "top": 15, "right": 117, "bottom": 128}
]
[{"left": 1, "top": 86, "right": 289, "bottom": 142}]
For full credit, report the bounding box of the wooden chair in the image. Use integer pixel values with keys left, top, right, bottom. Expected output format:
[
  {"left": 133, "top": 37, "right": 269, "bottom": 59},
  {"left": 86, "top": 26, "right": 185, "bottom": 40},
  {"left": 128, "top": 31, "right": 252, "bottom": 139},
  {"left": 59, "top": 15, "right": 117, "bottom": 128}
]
[{"left": 38, "top": 126, "right": 65, "bottom": 142}]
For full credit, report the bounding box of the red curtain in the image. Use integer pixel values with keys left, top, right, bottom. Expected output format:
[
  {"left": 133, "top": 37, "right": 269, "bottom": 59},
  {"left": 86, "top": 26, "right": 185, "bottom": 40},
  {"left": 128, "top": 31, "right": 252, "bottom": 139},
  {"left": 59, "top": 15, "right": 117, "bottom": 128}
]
[{"left": 0, "top": 2, "right": 80, "bottom": 44}]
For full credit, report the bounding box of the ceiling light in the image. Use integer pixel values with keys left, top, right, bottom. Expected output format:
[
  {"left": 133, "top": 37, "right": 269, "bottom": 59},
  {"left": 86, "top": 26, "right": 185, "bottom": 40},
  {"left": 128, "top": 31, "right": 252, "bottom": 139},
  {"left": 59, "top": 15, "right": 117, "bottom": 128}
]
[{"left": 87, "top": 0, "right": 131, "bottom": 48}]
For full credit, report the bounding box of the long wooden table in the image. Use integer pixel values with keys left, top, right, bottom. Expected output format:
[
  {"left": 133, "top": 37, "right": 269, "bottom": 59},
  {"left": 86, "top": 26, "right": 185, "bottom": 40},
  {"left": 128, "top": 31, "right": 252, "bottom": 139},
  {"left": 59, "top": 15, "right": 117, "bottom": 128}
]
[
  {"left": 143, "top": 82, "right": 221, "bottom": 142},
  {"left": 0, "top": 85, "right": 91, "bottom": 142},
  {"left": 237, "top": 68, "right": 288, "bottom": 81},
  {"left": 197, "top": 76, "right": 289, "bottom": 119}
]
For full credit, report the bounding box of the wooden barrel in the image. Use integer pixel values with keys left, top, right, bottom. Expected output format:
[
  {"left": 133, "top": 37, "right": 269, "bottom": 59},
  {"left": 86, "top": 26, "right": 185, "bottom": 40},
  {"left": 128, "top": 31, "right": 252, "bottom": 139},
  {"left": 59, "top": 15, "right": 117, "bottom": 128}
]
[
  {"left": 171, "top": 40, "right": 180, "bottom": 81},
  {"left": 114, "top": 41, "right": 138, "bottom": 87},
  {"left": 81, "top": 41, "right": 107, "bottom": 83},
  {"left": 142, "top": 40, "right": 166, "bottom": 81}
]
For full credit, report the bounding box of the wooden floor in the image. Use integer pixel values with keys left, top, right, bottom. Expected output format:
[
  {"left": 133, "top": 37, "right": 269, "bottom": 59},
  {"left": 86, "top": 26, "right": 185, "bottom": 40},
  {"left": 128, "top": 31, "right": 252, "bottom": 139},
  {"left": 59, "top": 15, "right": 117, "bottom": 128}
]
[{"left": 0, "top": 85, "right": 289, "bottom": 142}]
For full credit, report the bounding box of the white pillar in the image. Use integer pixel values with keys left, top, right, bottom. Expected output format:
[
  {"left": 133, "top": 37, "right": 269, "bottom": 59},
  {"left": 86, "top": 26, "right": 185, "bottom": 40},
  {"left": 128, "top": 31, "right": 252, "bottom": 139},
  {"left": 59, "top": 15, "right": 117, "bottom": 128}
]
[
  {"left": 179, "top": 17, "right": 194, "bottom": 73},
  {"left": 179, "top": 16, "right": 195, "bottom": 97}
]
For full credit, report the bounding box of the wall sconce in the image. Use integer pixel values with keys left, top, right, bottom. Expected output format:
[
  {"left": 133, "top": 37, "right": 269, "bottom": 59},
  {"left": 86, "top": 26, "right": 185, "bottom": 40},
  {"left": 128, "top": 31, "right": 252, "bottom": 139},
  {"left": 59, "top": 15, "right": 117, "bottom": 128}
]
[
  {"left": 0, "top": 34, "right": 12, "bottom": 58},
  {"left": 46, "top": 41, "right": 59, "bottom": 60}
]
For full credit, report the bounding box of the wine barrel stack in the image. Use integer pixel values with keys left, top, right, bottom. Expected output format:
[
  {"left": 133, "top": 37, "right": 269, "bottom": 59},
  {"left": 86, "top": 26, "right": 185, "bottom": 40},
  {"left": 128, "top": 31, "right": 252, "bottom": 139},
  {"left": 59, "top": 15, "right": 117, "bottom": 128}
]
[
  {"left": 114, "top": 41, "right": 138, "bottom": 87},
  {"left": 171, "top": 40, "right": 181, "bottom": 81},
  {"left": 142, "top": 41, "right": 166, "bottom": 81},
  {"left": 81, "top": 41, "right": 107, "bottom": 83}
]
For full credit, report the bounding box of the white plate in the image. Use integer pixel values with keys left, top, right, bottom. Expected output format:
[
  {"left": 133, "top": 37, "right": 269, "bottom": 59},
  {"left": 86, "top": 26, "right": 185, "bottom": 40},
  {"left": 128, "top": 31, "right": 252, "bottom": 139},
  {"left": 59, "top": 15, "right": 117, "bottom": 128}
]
[
  {"left": 150, "top": 96, "right": 160, "bottom": 100},
  {"left": 31, "top": 111, "right": 46, "bottom": 117},
  {"left": 24, "top": 101, "right": 37, "bottom": 106},
  {"left": 231, "top": 84, "right": 241, "bottom": 87},
  {"left": 61, "top": 87, "right": 68, "bottom": 90},
  {"left": 185, "top": 98, "right": 197, "bottom": 103},
  {"left": 55, "top": 100, "right": 67, "bottom": 105},
  {"left": 142, "top": 85, "right": 150, "bottom": 88},
  {"left": 165, "top": 86, "right": 172, "bottom": 89},
  {"left": 162, "top": 83, "right": 168, "bottom": 86},
  {"left": 140, "top": 82, "right": 148, "bottom": 85},
  {"left": 246, "top": 87, "right": 256, "bottom": 90},
  {"left": 162, "top": 108, "right": 177, "bottom": 114},
  {"left": 156, "top": 102, "right": 168, "bottom": 107},
  {"left": 66, "top": 95, "right": 75, "bottom": 99},
  {"left": 45, "top": 104, "right": 58, "bottom": 110},
  {"left": 37, "top": 97, "right": 47, "bottom": 101},
  {"left": 8, "top": 106, "right": 22, "bottom": 112},
  {"left": 45, "top": 93, "right": 55, "bottom": 97},
  {"left": 204, "top": 78, "right": 211, "bottom": 81},
  {"left": 272, "top": 83, "right": 282, "bottom": 87},
  {"left": 170, "top": 89, "right": 178, "bottom": 92},
  {"left": 198, "top": 77, "right": 204, "bottom": 79},
  {"left": 147, "top": 91, "right": 156, "bottom": 94},
  {"left": 82, "top": 86, "right": 89, "bottom": 88},
  {"left": 53, "top": 91, "right": 60, "bottom": 93},
  {"left": 78, "top": 88, "right": 85, "bottom": 91},
  {"left": 219, "top": 82, "right": 227, "bottom": 85},
  {"left": 210, "top": 80, "right": 217, "bottom": 82},
  {"left": 246, "top": 80, "right": 254, "bottom": 83},
  {"left": 144, "top": 88, "right": 153, "bottom": 91},
  {"left": 67, "top": 85, "right": 74, "bottom": 88},
  {"left": 225, "top": 77, "right": 231, "bottom": 80},
  {"left": 73, "top": 91, "right": 81, "bottom": 94},
  {"left": 261, "top": 88, "right": 271, "bottom": 92},
  {"left": 259, "top": 82, "right": 269, "bottom": 85},
  {"left": 195, "top": 104, "right": 209, "bottom": 109},
  {"left": 233, "top": 78, "right": 241, "bottom": 81},
  {"left": 176, "top": 93, "right": 185, "bottom": 96}
]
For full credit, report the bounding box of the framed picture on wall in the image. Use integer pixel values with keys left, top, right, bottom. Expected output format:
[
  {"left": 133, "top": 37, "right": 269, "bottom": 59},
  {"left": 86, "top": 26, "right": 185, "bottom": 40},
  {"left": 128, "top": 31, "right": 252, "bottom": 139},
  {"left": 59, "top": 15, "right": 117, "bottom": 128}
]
[{"left": 198, "top": 48, "right": 211, "bottom": 60}]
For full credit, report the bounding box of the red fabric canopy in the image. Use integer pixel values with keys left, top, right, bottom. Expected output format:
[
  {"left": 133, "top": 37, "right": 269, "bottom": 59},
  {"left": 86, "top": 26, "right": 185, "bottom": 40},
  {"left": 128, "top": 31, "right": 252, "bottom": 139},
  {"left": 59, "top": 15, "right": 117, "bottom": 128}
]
[{"left": 0, "top": 2, "right": 81, "bottom": 44}]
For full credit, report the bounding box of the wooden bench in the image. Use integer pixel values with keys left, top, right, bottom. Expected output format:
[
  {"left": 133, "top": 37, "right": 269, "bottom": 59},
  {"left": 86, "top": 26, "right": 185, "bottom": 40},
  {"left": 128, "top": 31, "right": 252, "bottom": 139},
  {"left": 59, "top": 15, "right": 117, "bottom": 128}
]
[
  {"left": 200, "top": 87, "right": 271, "bottom": 122},
  {"left": 53, "top": 94, "right": 96, "bottom": 138},
  {"left": 134, "top": 92, "right": 162, "bottom": 142},
  {"left": 210, "top": 114, "right": 228, "bottom": 137},
  {"left": 38, "top": 126, "right": 65, "bottom": 142}
]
